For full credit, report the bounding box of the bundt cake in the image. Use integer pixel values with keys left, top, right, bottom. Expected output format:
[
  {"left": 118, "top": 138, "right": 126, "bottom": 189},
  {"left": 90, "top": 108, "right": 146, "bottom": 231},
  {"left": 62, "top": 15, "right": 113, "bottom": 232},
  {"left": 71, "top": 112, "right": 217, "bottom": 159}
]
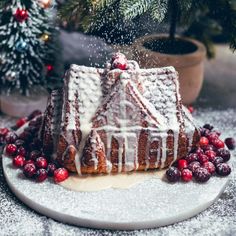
[{"left": 39, "top": 53, "right": 200, "bottom": 175}]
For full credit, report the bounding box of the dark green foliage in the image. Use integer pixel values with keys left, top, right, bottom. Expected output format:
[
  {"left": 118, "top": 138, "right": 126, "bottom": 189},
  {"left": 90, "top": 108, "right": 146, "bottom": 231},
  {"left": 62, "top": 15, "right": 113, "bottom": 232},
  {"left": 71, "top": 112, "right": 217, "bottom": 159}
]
[{"left": 59, "top": 0, "right": 236, "bottom": 57}]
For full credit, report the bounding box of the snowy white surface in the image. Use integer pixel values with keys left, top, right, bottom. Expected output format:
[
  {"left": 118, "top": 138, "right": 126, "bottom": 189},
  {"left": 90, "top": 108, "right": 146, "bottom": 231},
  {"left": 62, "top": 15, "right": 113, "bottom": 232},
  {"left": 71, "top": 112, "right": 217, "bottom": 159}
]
[{"left": 0, "top": 109, "right": 236, "bottom": 235}]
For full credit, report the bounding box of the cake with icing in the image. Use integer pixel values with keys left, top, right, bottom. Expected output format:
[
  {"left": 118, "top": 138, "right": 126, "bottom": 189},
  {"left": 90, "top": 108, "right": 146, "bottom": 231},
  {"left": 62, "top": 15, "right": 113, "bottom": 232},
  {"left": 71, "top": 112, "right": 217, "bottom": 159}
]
[{"left": 40, "top": 53, "right": 200, "bottom": 175}]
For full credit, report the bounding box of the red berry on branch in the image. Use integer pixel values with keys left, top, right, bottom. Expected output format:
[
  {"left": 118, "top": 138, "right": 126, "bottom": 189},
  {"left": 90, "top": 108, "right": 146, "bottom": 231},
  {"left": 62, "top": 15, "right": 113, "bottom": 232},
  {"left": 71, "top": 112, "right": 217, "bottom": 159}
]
[
  {"left": 46, "top": 64, "right": 53, "bottom": 72},
  {"left": 5, "top": 144, "right": 17, "bottom": 156},
  {"left": 16, "top": 117, "right": 28, "bottom": 128},
  {"left": 54, "top": 168, "right": 69, "bottom": 183},
  {"left": 13, "top": 155, "right": 25, "bottom": 168},
  {"left": 14, "top": 8, "right": 28, "bottom": 22},
  {"left": 181, "top": 169, "right": 193, "bottom": 182}
]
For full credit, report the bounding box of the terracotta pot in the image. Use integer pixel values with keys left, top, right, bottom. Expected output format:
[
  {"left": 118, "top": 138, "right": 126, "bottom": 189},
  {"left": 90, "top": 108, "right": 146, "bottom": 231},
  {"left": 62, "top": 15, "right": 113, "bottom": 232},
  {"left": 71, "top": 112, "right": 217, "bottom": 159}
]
[{"left": 133, "top": 34, "right": 206, "bottom": 105}]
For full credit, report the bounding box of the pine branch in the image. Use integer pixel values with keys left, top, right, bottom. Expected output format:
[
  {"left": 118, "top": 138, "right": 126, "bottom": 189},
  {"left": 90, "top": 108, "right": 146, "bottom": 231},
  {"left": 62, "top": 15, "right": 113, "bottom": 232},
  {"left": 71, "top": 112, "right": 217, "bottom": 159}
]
[
  {"left": 119, "top": 0, "right": 155, "bottom": 20},
  {"left": 92, "top": 0, "right": 117, "bottom": 10},
  {"left": 151, "top": 0, "right": 168, "bottom": 23}
]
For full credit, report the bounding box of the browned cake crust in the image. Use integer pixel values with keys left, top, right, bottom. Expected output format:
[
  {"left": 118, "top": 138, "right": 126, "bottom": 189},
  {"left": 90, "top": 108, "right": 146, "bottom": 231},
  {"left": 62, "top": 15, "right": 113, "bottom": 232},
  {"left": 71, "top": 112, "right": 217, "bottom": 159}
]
[{"left": 39, "top": 55, "right": 200, "bottom": 175}]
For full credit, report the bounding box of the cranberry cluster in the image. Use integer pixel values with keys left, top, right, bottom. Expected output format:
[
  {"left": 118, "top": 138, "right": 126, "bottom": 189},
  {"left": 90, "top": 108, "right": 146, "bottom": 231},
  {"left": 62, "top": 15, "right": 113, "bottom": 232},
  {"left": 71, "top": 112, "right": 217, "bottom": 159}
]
[
  {"left": 166, "top": 124, "right": 234, "bottom": 183},
  {"left": 3, "top": 111, "right": 69, "bottom": 183}
]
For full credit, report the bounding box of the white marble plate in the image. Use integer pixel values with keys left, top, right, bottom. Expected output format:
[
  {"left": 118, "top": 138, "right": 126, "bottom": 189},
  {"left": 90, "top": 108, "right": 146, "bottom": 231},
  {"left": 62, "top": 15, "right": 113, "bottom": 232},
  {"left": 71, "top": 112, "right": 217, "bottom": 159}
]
[{"left": 2, "top": 155, "right": 230, "bottom": 230}]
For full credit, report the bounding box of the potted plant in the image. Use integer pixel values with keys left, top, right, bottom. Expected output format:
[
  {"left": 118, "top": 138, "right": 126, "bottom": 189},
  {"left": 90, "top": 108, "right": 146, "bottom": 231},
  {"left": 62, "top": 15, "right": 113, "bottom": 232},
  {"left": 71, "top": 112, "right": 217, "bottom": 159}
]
[
  {"left": 59, "top": 0, "right": 236, "bottom": 104},
  {"left": 0, "top": 0, "right": 62, "bottom": 117}
]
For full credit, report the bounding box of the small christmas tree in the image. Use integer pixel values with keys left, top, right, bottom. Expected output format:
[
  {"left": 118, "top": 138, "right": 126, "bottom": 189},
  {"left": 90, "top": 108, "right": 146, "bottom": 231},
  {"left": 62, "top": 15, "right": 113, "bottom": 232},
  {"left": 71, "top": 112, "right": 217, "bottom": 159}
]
[{"left": 0, "top": 0, "right": 62, "bottom": 96}]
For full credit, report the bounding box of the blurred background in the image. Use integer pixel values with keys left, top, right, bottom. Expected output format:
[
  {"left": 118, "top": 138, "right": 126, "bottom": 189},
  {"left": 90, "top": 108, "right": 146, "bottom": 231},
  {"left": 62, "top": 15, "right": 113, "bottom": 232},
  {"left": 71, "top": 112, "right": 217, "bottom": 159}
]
[{"left": 0, "top": 0, "right": 236, "bottom": 117}]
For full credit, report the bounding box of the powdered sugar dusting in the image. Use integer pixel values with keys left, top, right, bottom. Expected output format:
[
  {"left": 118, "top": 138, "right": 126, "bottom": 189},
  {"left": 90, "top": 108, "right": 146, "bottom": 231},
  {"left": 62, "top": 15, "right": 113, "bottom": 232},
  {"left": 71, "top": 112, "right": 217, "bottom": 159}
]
[{"left": 0, "top": 108, "right": 236, "bottom": 235}]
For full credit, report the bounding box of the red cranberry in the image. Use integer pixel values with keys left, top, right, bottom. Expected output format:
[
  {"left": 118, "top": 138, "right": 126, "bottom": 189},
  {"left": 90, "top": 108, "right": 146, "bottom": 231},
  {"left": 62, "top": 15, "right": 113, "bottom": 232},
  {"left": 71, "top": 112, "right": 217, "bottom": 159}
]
[
  {"left": 17, "top": 146, "right": 27, "bottom": 156},
  {"left": 29, "top": 150, "right": 41, "bottom": 160},
  {"left": 36, "top": 169, "right": 48, "bottom": 182},
  {"left": 203, "top": 124, "right": 214, "bottom": 131},
  {"left": 181, "top": 169, "right": 193, "bottom": 182},
  {"left": 24, "top": 160, "right": 35, "bottom": 165},
  {"left": 217, "top": 148, "right": 231, "bottom": 162},
  {"left": 178, "top": 159, "right": 188, "bottom": 170},
  {"left": 193, "top": 147, "right": 204, "bottom": 155},
  {"left": 188, "top": 106, "right": 194, "bottom": 113},
  {"left": 225, "top": 138, "right": 235, "bottom": 150},
  {"left": 208, "top": 133, "right": 219, "bottom": 144},
  {"left": 0, "top": 128, "right": 10, "bottom": 137},
  {"left": 216, "top": 163, "right": 231, "bottom": 176},
  {"left": 28, "top": 110, "right": 42, "bottom": 120},
  {"left": 205, "top": 150, "right": 216, "bottom": 160},
  {"left": 5, "top": 144, "right": 17, "bottom": 156},
  {"left": 198, "top": 154, "right": 209, "bottom": 164},
  {"left": 36, "top": 157, "right": 48, "bottom": 169},
  {"left": 16, "top": 117, "right": 28, "bottom": 128},
  {"left": 13, "top": 155, "right": 25, "bottom": 168},
  {"left": 199, "top": 137, "right": 209, "bottom": 148},
  {"left": 185, "top": 153, "right": 199, "bottom": 163},
  {"left": 194, "top": 167, "right": 211, "bottom": 183},
  {"left": 5, "top": 132, "right": 18, "bottom": 144},
  {"left": 112, "top": 57, "right": 128, "bottom": 70},
  {"left": 166, "top": 166, "right": 181, "bottom": 183},
  {"left": 188, "top": 161, "right": 201, "bottom": 173},
  {"left": 47, "top": 163, "right": 57, "bottom": 177},
  {"left": 202, "top": 162, "right": 216, "bottom": 175},
  {"left": 23, "top": 163, "right": 37, "bottom": 178},
  {"left": 213, "top": 139, "right": 225, "bottom": 149},
  {"left": 54, "top": 168, "right": 69, "bottom": 183},
  {"left": 212, "top": 156, "right": 224, "bottom": 166},
  {"left": 204, "top": 145, "right": 215, "bottom": 152}
]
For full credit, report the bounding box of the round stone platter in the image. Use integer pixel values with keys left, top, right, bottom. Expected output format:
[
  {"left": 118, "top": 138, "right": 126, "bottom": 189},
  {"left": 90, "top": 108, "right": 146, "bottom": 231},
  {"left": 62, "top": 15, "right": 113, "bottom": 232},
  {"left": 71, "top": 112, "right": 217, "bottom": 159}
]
[{"left": 2, "top": 154, "right": 230, "bottom": 230}]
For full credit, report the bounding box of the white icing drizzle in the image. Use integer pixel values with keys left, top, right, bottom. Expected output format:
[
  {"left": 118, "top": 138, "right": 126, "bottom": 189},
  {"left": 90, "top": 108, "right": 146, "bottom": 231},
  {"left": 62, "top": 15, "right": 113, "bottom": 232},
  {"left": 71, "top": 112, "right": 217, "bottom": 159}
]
[
  {"left": 160, "top": 133, "right": 168, "bottom": 168},
  {"left": 44, "top": 55, "right": 199, "bottom": 176}
]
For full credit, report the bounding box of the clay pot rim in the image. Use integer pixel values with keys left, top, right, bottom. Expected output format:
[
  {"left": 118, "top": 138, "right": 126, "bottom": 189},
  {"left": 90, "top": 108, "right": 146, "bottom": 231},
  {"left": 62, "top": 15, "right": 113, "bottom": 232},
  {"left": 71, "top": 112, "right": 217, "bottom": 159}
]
[{"left": 134, "top": 34, "right": 206, "bottom": 67}]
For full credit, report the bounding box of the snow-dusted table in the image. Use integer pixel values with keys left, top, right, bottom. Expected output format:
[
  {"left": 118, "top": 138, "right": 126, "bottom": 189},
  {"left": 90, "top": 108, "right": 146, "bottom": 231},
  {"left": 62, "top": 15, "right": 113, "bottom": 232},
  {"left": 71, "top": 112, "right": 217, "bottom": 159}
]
[{"left": 0, "top": 108, "right": 236, "bottom": 236}]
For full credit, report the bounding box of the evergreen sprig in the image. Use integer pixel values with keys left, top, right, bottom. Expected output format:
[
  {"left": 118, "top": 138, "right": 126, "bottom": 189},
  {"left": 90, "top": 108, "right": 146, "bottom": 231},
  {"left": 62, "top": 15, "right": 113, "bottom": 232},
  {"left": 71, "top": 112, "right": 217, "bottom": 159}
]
[{"left": 59, "top": 0, "right": 236, "bottom": 57}]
